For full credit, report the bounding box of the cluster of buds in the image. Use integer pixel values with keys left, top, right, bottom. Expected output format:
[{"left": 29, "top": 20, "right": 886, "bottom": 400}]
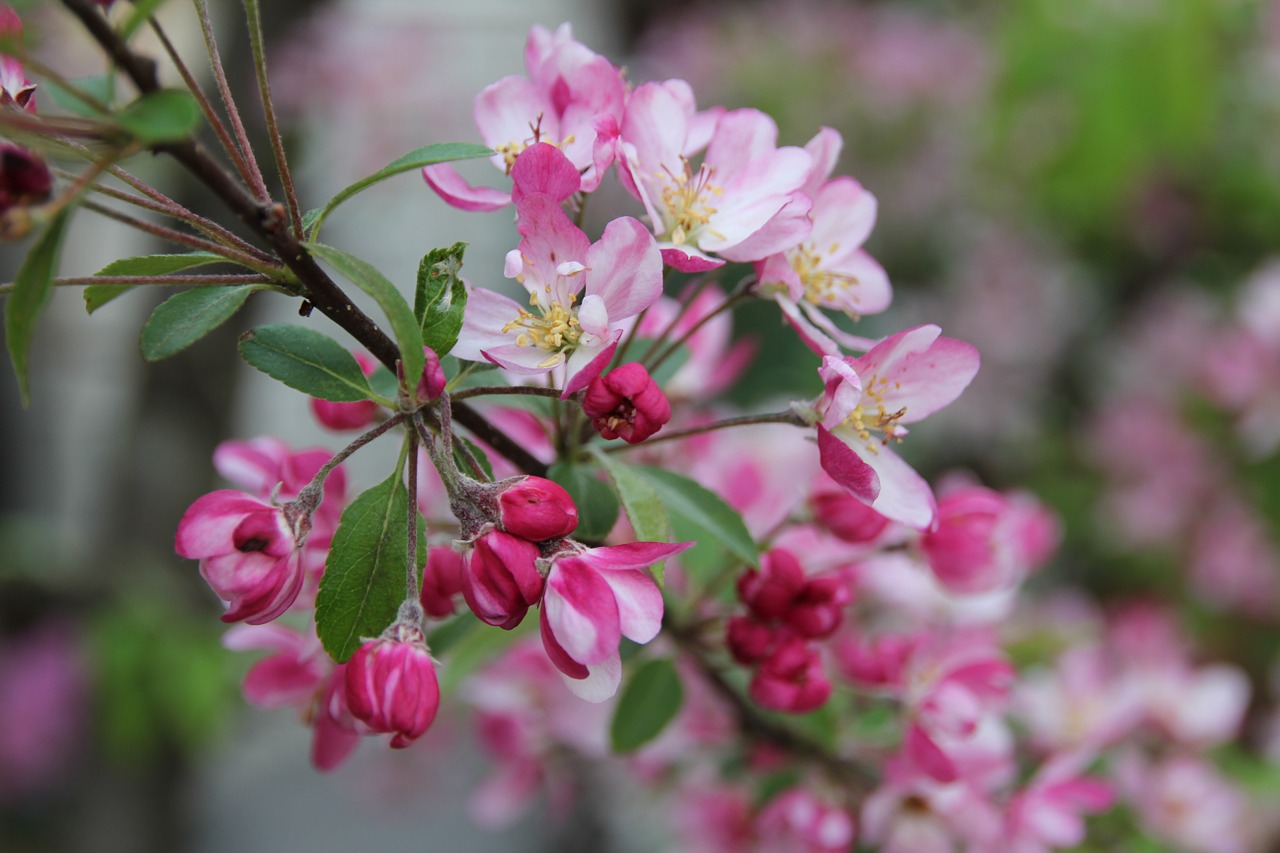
[{"left": 727, "top": 549, "right": 850, "bottom": 713}]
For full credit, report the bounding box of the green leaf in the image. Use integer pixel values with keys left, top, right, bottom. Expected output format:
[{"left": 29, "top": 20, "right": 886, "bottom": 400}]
[
  {"left": 115, "top": 89, "right": 201, "bottom": 143},
  {"left": 306, "top": 143, "right": 493, "bottom": 239},
  {"left": 610, "top": 657, "right": 683, "bottom": 752},
  {"left": 42, "top": 75, "right": 115, "bottom": 117},
  {"left": 315, "top": 473, "right": 422, "bottom": 663},
  {"left": 85, "top": 251, "right": 231, "bottom": 314},
  {"left": 548, "top": 461, "right": 620, "bottom": 542},
  {"left": 305, "top": 242, "right": 424, "bottom": 388},
  {"left": 593, "top": 450, "right": 674, "bottom": 585},
  {"left": 631, "top": 466, "right": 759, "bottom": 571},
  {"left": 139, "top": 285, "right": 262, "bottom": 361},
  {"left": 238, "top": 323, "right": 374, "bottom": 402},
  {"left": 119, "top": 0, "right": 172, "bottom": 39},
  {"left": 414, "top": 242, "right": 469, "bottom": 356},
  {"left": 5, "top": 209, "right": 71, "bottom": 405}
]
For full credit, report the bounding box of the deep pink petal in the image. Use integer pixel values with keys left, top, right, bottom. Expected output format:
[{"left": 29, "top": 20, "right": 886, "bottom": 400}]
[
  {"left": 510, "top": 142, "right": 580, "bottom": 203},
  {"left": 422, "top": 164, "right": 511, "bottom": 212},
  {"left": 660, "top": 246, "right": 724, "bottom": 272},
  {"left": 855, "top": 442, "right": 937, "bottom": 530},
  {"left": 175, "top": 491, "right": 271, "bottom": 558},
  {"left": 560, "top": 336, "right": 619, "bottom": 398},
  {"left": 577, "top": 541, "right": 693, "bottom": 572},
  {"left": 817, "top": 426, "right": 880, "bottom": 504}
]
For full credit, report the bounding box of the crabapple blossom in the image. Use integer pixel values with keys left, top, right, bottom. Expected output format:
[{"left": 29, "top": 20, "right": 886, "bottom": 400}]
[
  {"left": 422, "top": 23, "right": 626, "bottom": 210},
  {"left": 175, "top": 491, "right": 305, "bottom": 624},
  {"left": 617, "top": 81, "right": 814, "bottom": 270},
  {"left": 1004, "top": 756, "right": 1114, "bottom": 853},
  {"left": 815, "top": 324, "right": 980, "bottom": 529},
  {"left": 755, "top": 788, "right": 855, "bottom": 853},
  {"left": 581, "top": 362, "right": 671, "bottom": 443},
  {"left": 0, "top": 5, "right": 35, "bottom": 112},
  {"left": 539, "top": 540, "right": 691, "bottom": 701},
  {"left": 452, "top": 145, "right": 663, "bottom": 394}
]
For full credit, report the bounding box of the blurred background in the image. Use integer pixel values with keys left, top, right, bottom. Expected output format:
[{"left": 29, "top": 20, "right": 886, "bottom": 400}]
[{"left": 3, "top": 0, "right": 1280, "bottom": 850}]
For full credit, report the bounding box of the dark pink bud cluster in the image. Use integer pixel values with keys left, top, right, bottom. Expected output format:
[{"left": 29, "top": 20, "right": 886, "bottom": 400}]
[
  {"left": 344, "top": 623, "right": 441, "bottom": 749},
  {"left": 581, "top": 362, "right": 671, "bottom": 444},
  {"left": 727, "top": 549, "right": 849, "bottom": 714}
]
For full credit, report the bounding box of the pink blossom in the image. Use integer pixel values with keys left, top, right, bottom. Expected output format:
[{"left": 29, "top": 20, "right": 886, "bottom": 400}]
[
  {"left": 344, "top": 624, "right": 441, "bottom": 749},
  {"left": 756, "top": 788, "right": 855, "bottom": 853},
  {"left": 0, "top": 5, "right": 35, "bottom": 112},
  {"left": 423, "top": 23, "right": 626, "bottom": 210},
  {"left": 1118, "top": 753, "right": 1253, "bottom": 853},
  {"left": 581, "top": 362, "right": 672, "bottom": 443},
  {"left": 757, "top": 129, "right": 892, "bottom": 355},
  {"left": 861, "top": 758, "right": 1003, "bottom": 853},
  {"left": 1005, "top": 755, "right": 1114, "bottom": 853},
  {"left": 497, "top": 475, "right": 579, "bottom": 541},
  {"left": 539, "top": 540, "right": 691, "bottom": 701},
  {"left": 617, "top": 81, "right": 813, "bottom": 270},
  {"left": 816, "top": 325, "right": 980, "bottom": 529},
  {"left": 452, "top": 146, "right": 663, "bottom": 395},
  {"left": 222, "top": 623, "right": 330, "bottom": 709},
  {"left": 175, "top": 490, "right": 305, "bottom": 624}
]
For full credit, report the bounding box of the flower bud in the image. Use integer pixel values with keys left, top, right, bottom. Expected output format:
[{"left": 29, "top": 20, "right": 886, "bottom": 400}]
[
  {"left": 785, "top": 576, "right": 850, "bottom": 640},
  {"left": 737, "top": 549, "right": 806, "bottom": 621},
  {"left": 344, "top": 627, "right": 440, "bottom": 748},
  {"left": 749, "top": 637, "right": 831, "bottom": 714},
  {"left": 0, "top": 145, "right": 52, "bottom": 215},
  {"left": 175, "top": 490, "right": 304, "bottom": 624},
  {"left": 417, "top": 346, "right": 447, "bottom": 401},
  {"left": 726, "top": 615, "right": 778, "bottom": 665},
  {"left": 581, "top": 362, "right": 671, "bottom": 444},
  {"left": 497, "top": 476, "right": 578, "bottom": 541},
  {"left": 310, "top": 351, "right": 379, "bottom": 431},
  {"left": 811, "top": 485, "right": 890, "bottom": 543},
  {"left": 419, "top": 545, "right": 466, "bottom": 618},
  {"left": 463, "top": 530, "right": 544, "bottom": 629}
]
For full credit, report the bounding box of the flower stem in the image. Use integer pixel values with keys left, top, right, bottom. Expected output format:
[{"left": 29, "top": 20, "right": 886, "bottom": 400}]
[
  {"left": 242, "top": 0, "right": 304, "bottom": 236},
  {"left": 605, "top": 409, "right": 805, "bottom": 452},
  {"left": 449, "top": 385, "right": 563, "bottom": 403}
]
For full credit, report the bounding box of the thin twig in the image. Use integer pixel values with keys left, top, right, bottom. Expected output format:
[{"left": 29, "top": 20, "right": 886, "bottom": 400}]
[
  {"left": 449, "top": 385, "right": 563, "bottom": 403},
  {"left": 605, "top": 409, "right": 806, "bottom": 451},
  {"left": 0, "top": 274, "right": 273, "bottom": 295},
  {"left": 192, "top": 0, "right": 270, "bottom": 201},
  {"left": 81, "top": 199, "right": 270, "bottom": 268},
  {"left": 243, "top": 0, "right": 304, "bottom": 236},
  {"left": 149, "top": 14, "right": 261, "bottom": 193}
]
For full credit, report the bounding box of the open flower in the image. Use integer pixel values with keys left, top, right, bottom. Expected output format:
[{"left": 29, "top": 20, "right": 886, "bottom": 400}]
[
  {"left": 423, "top": 23, "right": 626, "bottom": 210},
  {"left": 539, "top": 540, "right": 691, "bottom": 701},
  {"left": 617, "top": 81, "right": 813, "bottom": 271},
  {"left": 452, "top": 145, "right": 663, "bottom": 395},
  {"left": 815, "top": 325, "right": 979, "bottom": 529}
]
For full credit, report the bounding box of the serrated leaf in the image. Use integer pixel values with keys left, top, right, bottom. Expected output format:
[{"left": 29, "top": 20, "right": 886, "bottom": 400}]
[
  {"left": 548, "top": 461, "right": 619, "bottom": 542},
  {"left": 305, "top": 242, "right": 423, "bottom": 388},
  {"left": 631, "top": 466, "right": 759, "bottom": 571},
  {"left": 115, "top": 89, "right": 201, "bottom": 143},
  {"left": 306, "top": 143, "right": 493, "bottom": 239},
  {"left": 84, "top": 251, "right": 231, "bottom": 314},
  {"left": 139, "top": 285, "right": 261, "bottom": 361},
  {"left": 5, "top": 209, "right": 71, "bottom": 405},
  {"left": 42, "top": 75, "right": 115, "bottom": 117},
  {"left": 315, "top": 473, "right": 422, "bottom": 663},
  {"left": 611, "top": 658, "right": 683, "bottom": 753},
  {"left": 593, "top": 450, "right": 673, "bottom": 585},
  {"left": 415, "top": 243, "right": 469, "bottom": 356},
  {"left": 238, "top": 323, "right": 374, "bottom": 402}
]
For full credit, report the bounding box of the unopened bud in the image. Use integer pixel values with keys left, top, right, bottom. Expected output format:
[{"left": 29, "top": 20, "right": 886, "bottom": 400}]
[
  {"left": 462, "top": 530, "right": 544, "bottom": 629},
  {"left": 497, "top": 476, "right": 578, "bottom": 541},
  {"left": 581, "top": 362, "right": 670, "bottom": 444},
  {"left": 344, "top": 626, "right": 440, "bottom": 748}
]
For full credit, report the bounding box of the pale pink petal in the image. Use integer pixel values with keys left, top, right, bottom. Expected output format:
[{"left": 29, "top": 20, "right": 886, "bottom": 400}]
[
  {"left": 799, "top": 302, "right": 881, "bottom": 352},
  {"left": 855, "top": 442, "right": 937, "bottom": 530},
  {"left": 212, "top": 438, "right": 288, "bottom": 493},
  {"left": 778, "top": 296, "right": 841, "bottom": 356},
  {"left": 474, "top": 76, "right": 554, "bottom": 156},
  {"left": 818, "top": 356, "right": 864, "bottom": 428},
  {"left": 585, "top": 216, "right": 663, "bottom": 319},
  {"left": 802, "top": 127, "right": 843, "bottom": 196},
  {"left": 810, "top": 178, "right": 877, "bottom": 251},
  {"left": 422, "top": 164, "right": 511, "bottom": 212},
  {"left": 716, "top": 193, "right": 814, "bottom": 263},
  {"left": 451, "top": 287, "right": 527, "bottom": 362},
  {"left": 577, "top": 541, "right": 693, "bottom": 572},
  {"left": 705, "top": 109, "right": 781, "bottom": 180},
  {"left": 597, "top": 570, "right": 663, "bottom": 644},
  {"left": 561, "top": 652, "right": 623, "bottom": 703},
  {"left": 854, "top": 325, "right": 980, "bottom": 422}
]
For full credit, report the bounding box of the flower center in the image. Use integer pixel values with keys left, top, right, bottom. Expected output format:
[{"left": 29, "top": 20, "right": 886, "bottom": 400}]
[
  {"left": 791, "top": 242, "right": 863, "bottom": 318},
  {"left": 659, "top": 158, "right": 723, "bottom": 246},
  {"left": 493, "top": 115, "right": 574, "bottom": 172},
  {"left": 502, "top": 292, "right": 582, "bottom": 368},
  {"left": 842, "top": 374, "right": 907, "bottom": 454}
]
